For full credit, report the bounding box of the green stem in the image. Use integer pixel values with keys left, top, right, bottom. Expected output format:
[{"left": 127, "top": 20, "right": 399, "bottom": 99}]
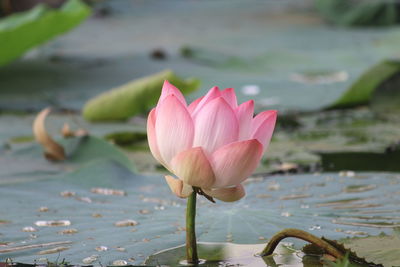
[
  {"left": 186, "top": 190, "right": 199, "bottom": 264},
  {"left": 260, "top": 228, "right": 344, "bottom": 259}
]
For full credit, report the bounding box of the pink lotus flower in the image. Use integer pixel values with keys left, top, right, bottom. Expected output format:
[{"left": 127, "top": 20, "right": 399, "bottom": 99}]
[{"left": 147, "top": 81, "right": 277, "bottom": 202}]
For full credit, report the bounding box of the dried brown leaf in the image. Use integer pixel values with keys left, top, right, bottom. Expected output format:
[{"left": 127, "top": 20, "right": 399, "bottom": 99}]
[
  {"left": 61, "top": 122, "right": 88, "bottom": 138},
  {"left": 32, "top": 107, "right": 66, "bottom": 161}
]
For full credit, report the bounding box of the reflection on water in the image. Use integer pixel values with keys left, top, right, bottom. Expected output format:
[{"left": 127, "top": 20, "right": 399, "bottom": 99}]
[{"left": 145, "top": 242, "right": 323, "bottom": 267}]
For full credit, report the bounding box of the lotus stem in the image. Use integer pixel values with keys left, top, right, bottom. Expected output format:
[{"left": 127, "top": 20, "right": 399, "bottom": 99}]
[
  {"left": 186, "top": 190, "right": 199, "bottom": 264},
  {"left": 260, "top": 228, "right": 344, "bottom": 259}
]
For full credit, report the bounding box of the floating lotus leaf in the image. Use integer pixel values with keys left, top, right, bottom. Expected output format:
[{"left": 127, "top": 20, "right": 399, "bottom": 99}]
[
  {"left": 0, "top": 0, "right": 91, "bottom": 66},
  {"left": 1, "top": 160, "right": 400, "bottom": 265}
]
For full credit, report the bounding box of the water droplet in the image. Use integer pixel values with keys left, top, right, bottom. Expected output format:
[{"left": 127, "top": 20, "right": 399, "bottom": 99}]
[
  {"left": 114, "top": 219, "right": 139, "bottom": 227},
  {"left": 95, "top": 246, "right": 108, "bottom": 251},
  {"left": 290, "top": 71, "right": 348, "bottom": 85},
  {"left": 344, "top": 184, "right": 376, "bottom": 193},
  {"left": 309, "top": 225, "right": 321, "bottom": 231},
  {"left": 38, "top": 207, "right": 49, "bottom": 212},
  {"left": 82, "top": 255, "right": 99, "bottom": 264},
  {"left": 174, "top": 226, "right": 185, "bottom": 234},
  {"left": 179, "top": 259, "right": 206, "bottom": 266},
  {"left": 256, "top": 194, "right": 271, "bottom": 199},
  {"left": 244, "top": 177, "right": 264, "bottom": 184},
  {"left": 241, "top": 85, "right": 260, "bottom": 95},
  {"left": 60, "top": 191, "right": 75, "bottom": 197},
  {"left": 77, "top": 197, "right": 92, "bottom": 203},
  {"left": 91, "top": 187, "right": 126, "bottom": 196},
  {"left": 141, "top": 197, "right": 170, "bottom": 205},
  {"left": 139, "top": 209, "right": 151, "bottom": 214},
  {"left": 35, "top": 220, "right": 71, "bottom": 227},
  {"left": 37, "top": 246, "right": 69, "bottom": 255},
  {"left": 268, "top": 182, "right": 280, "bottom": 191},
  {"left": 171, "top": 201, "right": 181, "bottom": 207},
  {"left": 344, "top": 230, "right": 368, "bottom": 235},
  {"left": 280, "top": 194, "right": 311, "bottom": 200},
  {"left": 332, "top": 219, "right": 400, "bottom": 228},
  {"left": 22, "top": 226, "right": 37, "bottom": 232},
  {"left": 339, "top": 171, "right": 355, "bottom": 177},
  {"left": 112, "top": 260, "right": 128, "bottom": 266},
  {"left": 154, "top": 205, "right": 165, "bottom": 210},
  {"left": 58, "top": 228, "right": 78, "bottom": 235}
]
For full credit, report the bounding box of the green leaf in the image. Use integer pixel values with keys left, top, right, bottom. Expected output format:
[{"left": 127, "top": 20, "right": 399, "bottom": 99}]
[
  {"left": 328, "top": 60, "right": 400, "bottom": 109},
  {"left": 0, "top": 0, "right": 91, "bottom": 66},
  {"left": 315, "top": 0, "right": 400, "bottom": 27},
  {"left": 60, "top": 135, "right": 134, "bottom": 171},
  {"left": 370, "top": 71, "right": 400, "bottom": 115},
  {"left": 303, "top": 238, "right": 383, "bottom": 266},
  {"left": 82, "top": 70, "right": 201, "bottom": 121},
  {"left": 0, "top": 135, "right": 134, "bottom": 185},
  {"left": 340, "top": 234, "right": 400, "bottom": 266},
  {"left": 104, "top": 131, "right": 147, "bottom": 146}
]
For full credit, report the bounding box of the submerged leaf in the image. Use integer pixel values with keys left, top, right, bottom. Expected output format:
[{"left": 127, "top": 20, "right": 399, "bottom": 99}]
[
  {"left": 60, "top": 135, "right": 134, "bottom": 171},
  {"left": 82, "top": 70, "right": 200, "bottom": 121},
  {"left": 0, "top": 0, "right": 91, "bottom": 66}
]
